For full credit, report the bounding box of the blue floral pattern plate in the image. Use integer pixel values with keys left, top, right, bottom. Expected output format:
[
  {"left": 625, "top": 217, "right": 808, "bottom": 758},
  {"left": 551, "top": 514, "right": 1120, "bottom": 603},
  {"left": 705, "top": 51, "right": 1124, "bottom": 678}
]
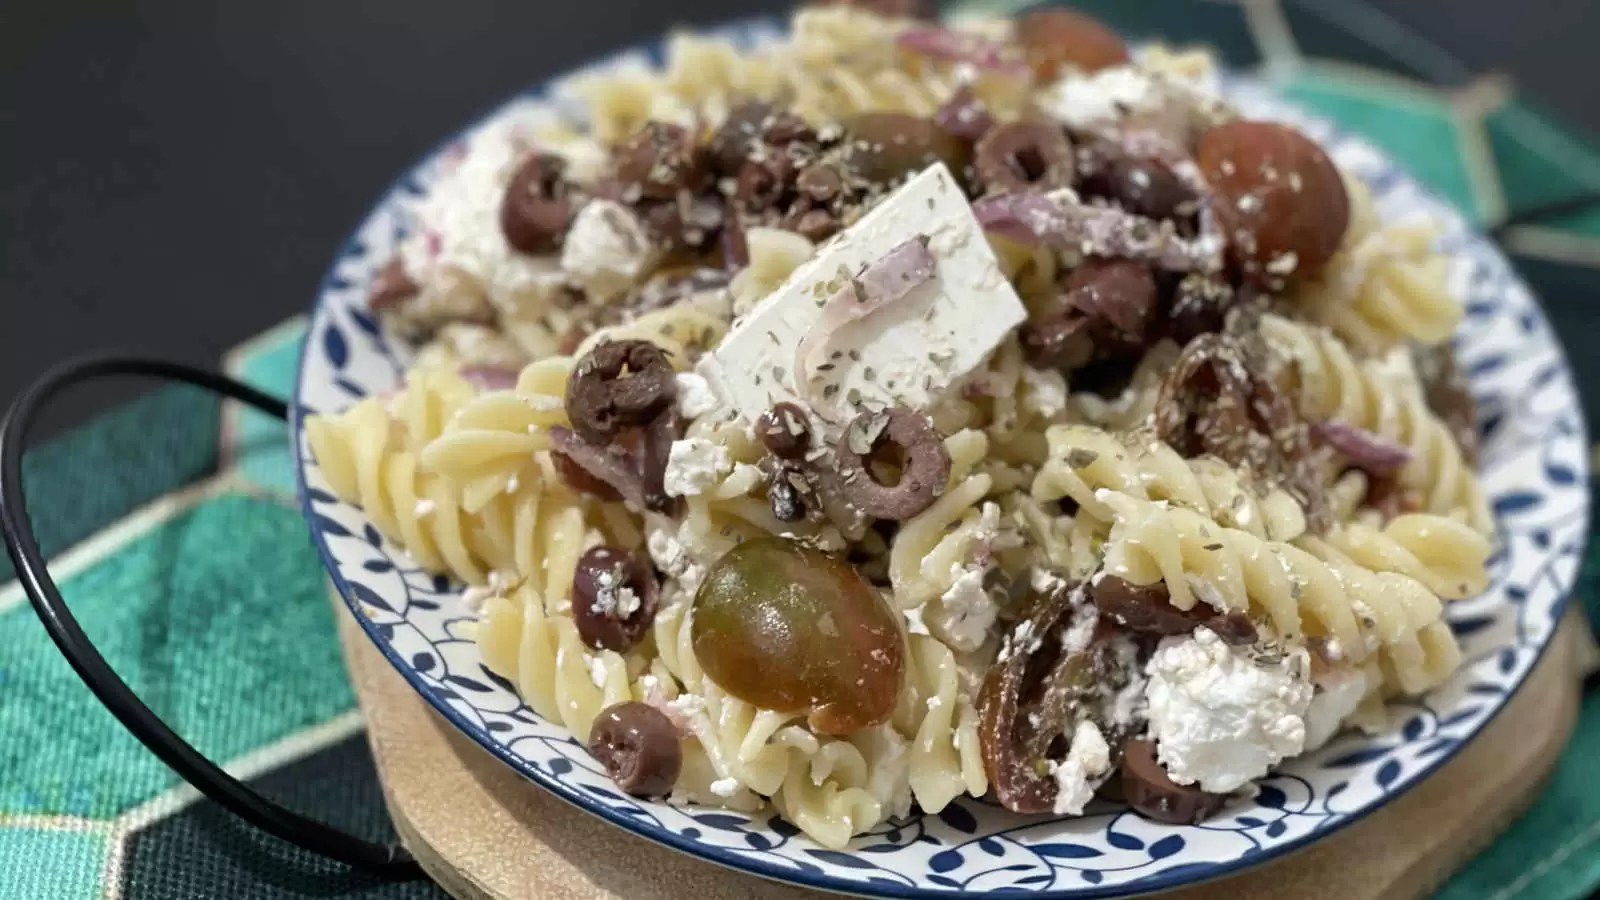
[{"left": 291, "top": 18, "right": 1589, "bottom": 898}]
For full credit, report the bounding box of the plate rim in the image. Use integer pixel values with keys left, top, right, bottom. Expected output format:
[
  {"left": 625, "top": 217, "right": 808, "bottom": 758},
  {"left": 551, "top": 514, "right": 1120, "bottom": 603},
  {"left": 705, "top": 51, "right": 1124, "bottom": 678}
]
[{"left": 289, "top": 17, "right": 1591, "bottom": 899}]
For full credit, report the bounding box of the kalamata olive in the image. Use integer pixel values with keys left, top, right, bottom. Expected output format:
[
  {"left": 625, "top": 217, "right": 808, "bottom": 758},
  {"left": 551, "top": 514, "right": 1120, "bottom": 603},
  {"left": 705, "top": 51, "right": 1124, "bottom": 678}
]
[
  {"left": 758, "top": 402, "right": 813, "bottom": 459},
  {"left": 1155, "top": 333, "right": 1329, "bottom": 531},
  {"left": 1198, "top": 120, "right": 1350, "bottom": 280},
  {"left": 1414, "top": 343, "right": 1478, "bottom": 466},
  {"left": 589, "top": 702, "right": 682, "bottom": 797},
  {"left": 638, "top": 194, "right": 724, "bottom": 254},
  {"left": 768, "top": 462, "right": 809, "bottom": 522},
  {"left": 1166, "top": 273, "right": 1234, "bottom": 345},
  {"left": 691, "top": 538, "right": 905, "bottom": 734},
  {"left": 1121, "top": 739, "right": 1226, "bottom": 824},
  {"left": 565, "top": 339, "right": 677, "bottom": 443},
  {"left": 796, "top": 162, "right": 845, "bottom": 203},
  {"left": 616, "top": 122, "right": 710, "bottom": 200},
  {"left": 979, "top": 580, "right": 1123, "bottom": 814},
  {"left": 975, "top": 121, "right": 1076, "bottom": 195},
  {"left": 843, "top": 113, "right": 968, "bottom": 186},
  {"left": 734, "top": 152, "right": 798, "bottom": 214},
  {"left": 1065, "top": 258, "right": 1158, "bottom": 346},
  {"left": 1090, "top": 575, "right": 1258, "bottom": 644},
  {"left": 782, "top": 206, "right": 840, "bottom": 242},
  {"left": 500, "top": 153, "right": 573, "bottom": 254},
  {"left": 1080, "top": 154, "right": 1198, "bottom": 223},
  {"left": 935, "top": 86, "right": 995, "bottom": 143},
  {"left": 368, "top": 257, "right": 419, "bottom": 312},
  {"left": 573, "top": 546, "right": 661, "bottom": 651},
  {"left": 709, "top": 102, "right": 814, "bottom": 173},
  {"left": 720, "top": 204, "right": 749, "bottom": 270},
  {"left": 640, "top": 408, "right": 682, "bottom": 515},
  {"left": 1021, "top": 314, "right": 1096, "bottom": 371},
  {"left": 834, "top": 408, "right": 951, "bottom": 520},
  {"left": 1017, "top": 7, "right": 1130, "bottom": 80}
]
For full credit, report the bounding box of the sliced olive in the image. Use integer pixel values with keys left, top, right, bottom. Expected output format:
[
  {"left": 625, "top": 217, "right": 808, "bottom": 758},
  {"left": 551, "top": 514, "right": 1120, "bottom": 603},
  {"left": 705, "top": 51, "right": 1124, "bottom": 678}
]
[{"left": 1122, "top": 739, "right": 1226, "bottom": 824}]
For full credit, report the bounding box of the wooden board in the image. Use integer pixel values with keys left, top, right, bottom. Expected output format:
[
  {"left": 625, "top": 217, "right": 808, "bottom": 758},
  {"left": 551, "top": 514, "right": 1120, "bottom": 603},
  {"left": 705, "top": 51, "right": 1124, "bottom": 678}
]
[{"left": 336, "top": 596, "right": 1586, "bottom": 900}]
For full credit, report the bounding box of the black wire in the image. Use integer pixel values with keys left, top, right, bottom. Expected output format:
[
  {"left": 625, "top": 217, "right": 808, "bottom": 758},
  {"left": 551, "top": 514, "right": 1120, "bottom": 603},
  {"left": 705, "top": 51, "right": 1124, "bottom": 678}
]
[{"left": 0, "top": 355, "right": 421, "bottom": 877}]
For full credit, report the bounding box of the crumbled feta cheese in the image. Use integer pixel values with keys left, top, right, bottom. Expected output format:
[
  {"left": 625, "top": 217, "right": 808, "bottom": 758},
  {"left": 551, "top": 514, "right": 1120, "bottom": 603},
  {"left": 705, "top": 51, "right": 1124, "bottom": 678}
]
[
  {"left": 904, "top": 604, "right": 932, "bottom": 636},
  {"left": 1061, "top": 602, "right": 1100, "bottom": 655},
  {"left": 708, "top": 777, "right": 740, "bottom": 798},
  {"left": 663, "top": 438, "right": 732, "bottom": 498},
  {"left": 460, "top": 569, "right": 510, "bottom": 615},
  {"left": 398, "top": 113, "right": 572, "bottom": 316},
  {"left": 588, "top": 655, "right": 609, "bottom": 689},
  {"left": 1050, "top": 720, "right": 1112, "bottom": 815},
  {"left": 1043, "top": 66, "right": 1157, "bottom": 131},
  {"left": 1303, "top": 666, "right": 1369, "bottom": 752},
  {"left": 646, "top": 520, "right": 705, "bottom": 593},
  {"left": 698, "top": 164, "right": 1026, "bottom": 432},
  {"left": 560, "top": 199, "right": 659, "bottom": 302},
  {"left": 1021, "top": 365, "right": 1069, "bottom": 419},
  {"left": 1145, "top": 628, "right": 1314, "bottom": 793},
  {"left": 931, "top": 565, "right": 997, "bottom": 652},
  {"left": 1040, "top": 63, "right": 1225, "bottom": 148},
  {"left": 674, "top": 372, "right": 722, "bottom": 420}
]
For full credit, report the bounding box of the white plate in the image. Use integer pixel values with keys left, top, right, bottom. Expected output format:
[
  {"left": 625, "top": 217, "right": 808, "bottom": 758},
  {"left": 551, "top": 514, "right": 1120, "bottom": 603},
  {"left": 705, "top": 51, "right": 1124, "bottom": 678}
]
[{"left": 292, "top": 18, "right": 1589, "bottom": 898}]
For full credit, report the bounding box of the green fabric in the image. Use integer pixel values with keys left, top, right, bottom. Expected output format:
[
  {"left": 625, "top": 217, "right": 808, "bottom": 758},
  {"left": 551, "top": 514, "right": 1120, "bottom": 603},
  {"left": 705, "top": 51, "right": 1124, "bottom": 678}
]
[
  {"left": 0, "top": 493, "right": 353, "bottom": 818},
  {"left": 1278, "top": 71, "right": 1483, "bottom": 220},
  {"left": 0, "top": 386, "right": 219, "bottom": 585},
  {"left": 0, "top": 829, "right": 109, "bottom": 899}
]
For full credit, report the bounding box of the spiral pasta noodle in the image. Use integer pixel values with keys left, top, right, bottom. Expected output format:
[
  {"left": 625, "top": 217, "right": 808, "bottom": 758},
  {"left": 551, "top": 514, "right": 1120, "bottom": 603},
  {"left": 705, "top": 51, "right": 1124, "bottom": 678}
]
[
  {"left": 1289, "top": 174, "right": 1462, "bottom": 352},
  {"left": 1259, "top": 313, "right": 1491, "bottom": 533},
  {"left": 893, "top": 634, "right": 988, "bottom": 814},
  {"left": 306, "top": 367, "right": 490, "bottom": 584},
  {"left": 1033, "top": 424, "right": 1308, "bottom": 542},
  {"left": 729, "top": 228, "right": 814, "bottom": 316},
  {"left": 1097, "top": 489, "right": 1461, "bottom": 695},
  {"left": 1316, "top": 513, "right": 1491, "bottom": 601}
]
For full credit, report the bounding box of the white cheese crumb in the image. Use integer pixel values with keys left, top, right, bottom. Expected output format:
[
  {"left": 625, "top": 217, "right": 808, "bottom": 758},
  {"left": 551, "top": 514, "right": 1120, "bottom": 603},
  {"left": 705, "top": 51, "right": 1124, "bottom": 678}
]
[
  {"left": 674, "top": 372, "right": 722, "bottom": 420},
  {"left": 1050, "top": 720, "right": 1112, "bottom": 815},
  {"left": 460, "top": 569, "right": 510, "bottom": 615},
  {"left": 904, "top": 604, "right": 932, "bottom": 636},
  {"left": 1144, "top": 627, "right": 1314, "bottom": 793},
  {"left": 708, "top": 777, "right": 740, "bottom": 798},
  {"left": 663, "top": 437, "right": 732, "bottom": 498},
  {"left": 1303, "top": 666, "right": 1369, "bottom": 751},
  {"left": 560, "top": 199, "right": 659, "bottom": 302},
  {"left": 930, "top": 565, "right": 997, "bottom": 653},
  {"left": 1021, "top": 365, "right": 1069, "bottom": 419},
  {"left": 588, "top": 655, "right": 609, "bottom": 689}
]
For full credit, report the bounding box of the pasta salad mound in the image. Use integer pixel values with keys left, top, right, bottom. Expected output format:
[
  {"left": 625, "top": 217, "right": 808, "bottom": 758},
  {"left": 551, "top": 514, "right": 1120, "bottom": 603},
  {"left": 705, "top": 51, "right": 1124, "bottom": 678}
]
[{"left": 307, "top": 1, "right": 1492, "bottom": 849}]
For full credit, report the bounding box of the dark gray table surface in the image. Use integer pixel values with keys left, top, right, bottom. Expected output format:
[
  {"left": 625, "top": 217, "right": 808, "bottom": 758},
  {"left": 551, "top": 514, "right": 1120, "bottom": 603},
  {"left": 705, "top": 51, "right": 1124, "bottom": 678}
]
[{"left": 1, "top": 0, "right": 1595, "bottom": 437}]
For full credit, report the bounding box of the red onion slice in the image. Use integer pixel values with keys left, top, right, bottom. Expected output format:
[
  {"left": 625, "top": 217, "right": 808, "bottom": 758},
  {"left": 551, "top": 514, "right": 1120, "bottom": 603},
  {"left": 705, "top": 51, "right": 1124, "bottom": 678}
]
[
  {"left": 550, "top": 426, "right": 647, "bottom": 508},
  {"left": 1314, "top": 419, "right": 1413, "bottom": 476},
  {"left": 458, "top": 365, "right": 521, "bottom": 392},
  {"left": 974, "top": 191, "right": 1224, "bottom": 273},
  {"left": 793, "top": 236, "right": 938, "bottom": 403},
  {"left": 897, "top": 26, "right": 1030, "bottom": 76}
]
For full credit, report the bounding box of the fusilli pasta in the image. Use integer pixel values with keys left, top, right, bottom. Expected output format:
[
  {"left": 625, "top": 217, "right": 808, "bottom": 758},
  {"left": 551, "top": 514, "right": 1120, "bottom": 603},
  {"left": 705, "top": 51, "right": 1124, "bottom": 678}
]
[
  {"left": 1097, "top": 489, "right": 1461, "bottom": 695},
  {"left": 1260, "top": 313, "right": 1491, "bottom": 532},
  {"left": 1289, "top": 174, "right": 1462, "bottom": 351}
]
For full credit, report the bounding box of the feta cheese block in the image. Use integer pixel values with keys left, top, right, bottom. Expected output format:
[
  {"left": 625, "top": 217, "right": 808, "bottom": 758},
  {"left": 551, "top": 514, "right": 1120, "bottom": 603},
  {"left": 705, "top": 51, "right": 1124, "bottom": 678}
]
[{"left": 697, "top": 163, "right": 1026, "bottom": 430}]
